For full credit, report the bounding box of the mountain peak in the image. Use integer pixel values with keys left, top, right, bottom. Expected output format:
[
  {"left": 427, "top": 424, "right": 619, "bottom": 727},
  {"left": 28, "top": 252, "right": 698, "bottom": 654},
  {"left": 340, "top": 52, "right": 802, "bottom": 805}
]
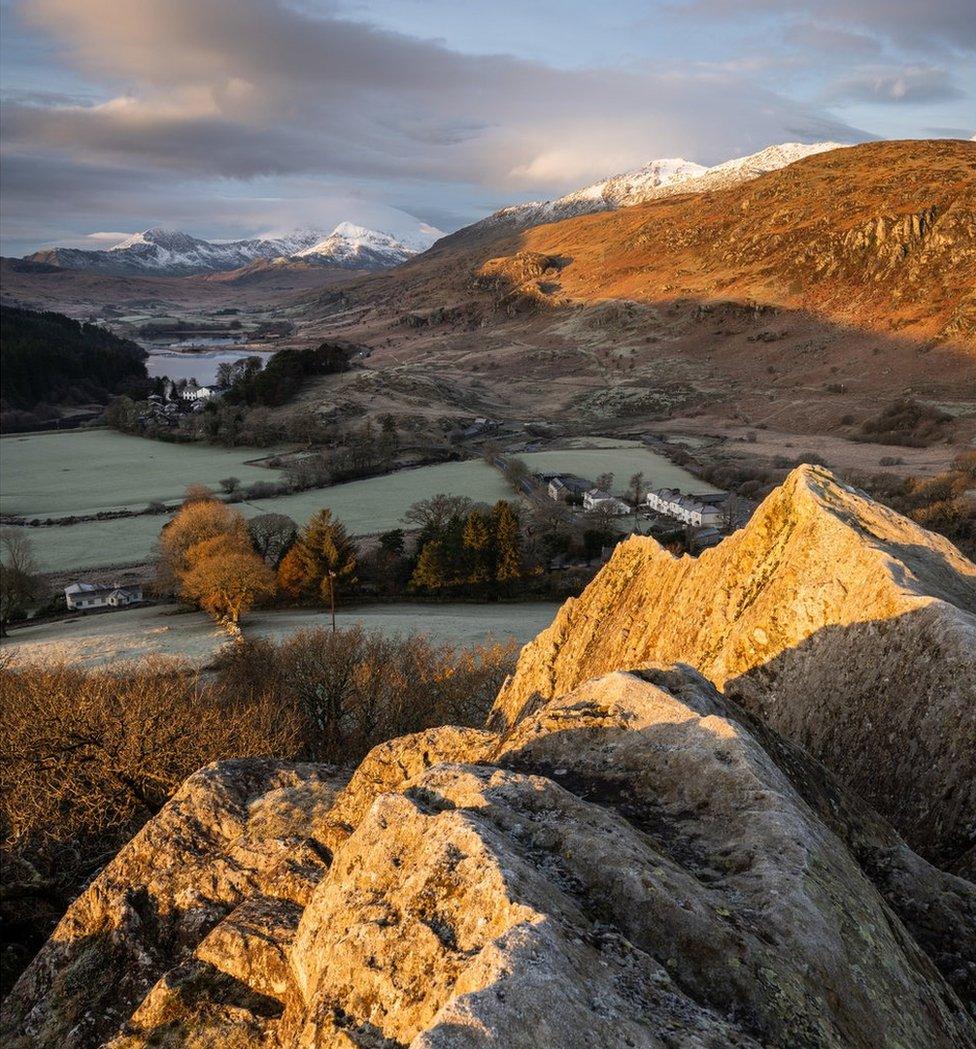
[{"left": 22, "top": 222, "right": 434, "bottom": 276}]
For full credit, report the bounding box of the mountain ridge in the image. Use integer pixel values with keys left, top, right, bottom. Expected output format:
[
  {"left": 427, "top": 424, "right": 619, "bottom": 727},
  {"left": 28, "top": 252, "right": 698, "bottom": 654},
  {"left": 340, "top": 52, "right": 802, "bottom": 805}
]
[
  {"left": 465, "top": 140, "right": 850, "bottom": 238},
  {"left": 24, "top": 222, "right": 440, "bottom": 277}
]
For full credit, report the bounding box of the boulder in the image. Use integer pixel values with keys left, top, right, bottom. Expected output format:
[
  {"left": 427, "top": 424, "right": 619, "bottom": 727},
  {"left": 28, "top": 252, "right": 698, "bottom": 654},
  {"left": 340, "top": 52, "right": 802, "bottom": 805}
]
[{"left": 5, "top": 672, "right": 974, "bottom": 1047}]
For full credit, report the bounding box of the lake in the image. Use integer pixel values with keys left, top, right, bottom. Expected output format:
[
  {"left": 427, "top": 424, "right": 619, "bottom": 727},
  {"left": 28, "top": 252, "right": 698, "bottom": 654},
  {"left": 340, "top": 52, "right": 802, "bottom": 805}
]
[{"left": 144, "top": 346, "right": 275, "bottom": 385}]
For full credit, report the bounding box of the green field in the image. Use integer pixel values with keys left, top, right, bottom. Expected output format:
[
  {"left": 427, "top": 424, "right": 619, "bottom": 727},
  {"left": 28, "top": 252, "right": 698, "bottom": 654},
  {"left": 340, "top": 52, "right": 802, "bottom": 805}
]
[
  {"left": 12, "top": 458, "right": 514, "bottom": 571},
  {"left": 4, "top": 431, "right": 711, "bottom": 572},
  {"left": 521, "top": 448, "right": 708, "bottom": 494},
  {"left": 0, "top": 430, "right": 283, "bottom": 517},
  {"left": 2, "top": 601, "right": 559, "bottom": 669}
]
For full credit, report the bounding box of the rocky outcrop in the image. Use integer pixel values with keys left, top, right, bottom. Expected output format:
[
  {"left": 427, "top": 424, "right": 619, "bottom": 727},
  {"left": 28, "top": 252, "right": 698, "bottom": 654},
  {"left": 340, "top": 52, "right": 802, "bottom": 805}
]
[
  {"left": 5, "top": 466, "right": 976, "bottom": 1046},
  {"left": 494, "top": 465, "right": 976, "bottom": 870},
  {"left": 2, "top": 760, "right": 347, "bottom": 1048},
  {"left": 4, "top": 669, "right": 975, "bottom": 1047}
]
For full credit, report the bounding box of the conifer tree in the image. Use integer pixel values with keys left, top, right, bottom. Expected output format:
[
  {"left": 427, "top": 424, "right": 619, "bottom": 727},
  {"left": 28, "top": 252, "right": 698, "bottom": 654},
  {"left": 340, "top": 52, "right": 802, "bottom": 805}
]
[
  {"left": 462, "top": 510, "right": 493, "bottom": 584},
  {"left": 492, "top": 501, "right": 522, "bottom": 584},
  {"left": 410, "top": 539, "right": 447, "bottom": 591},
  {"left": 292, "top": 509, "right": 358, "bottom": 631}
]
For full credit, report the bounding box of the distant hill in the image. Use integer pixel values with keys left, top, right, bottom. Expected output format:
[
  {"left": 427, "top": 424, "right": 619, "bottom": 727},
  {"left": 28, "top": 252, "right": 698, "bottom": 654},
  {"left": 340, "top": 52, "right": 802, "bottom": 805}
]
[
  {"left": 0, "top": 306, "right": 148, "bottom": 423},
  {"left": 291, "top": 139, "right": 975, "bottom": 444},
  {"left": 23, "top": 222, "right": 442, "bottom": 278}
]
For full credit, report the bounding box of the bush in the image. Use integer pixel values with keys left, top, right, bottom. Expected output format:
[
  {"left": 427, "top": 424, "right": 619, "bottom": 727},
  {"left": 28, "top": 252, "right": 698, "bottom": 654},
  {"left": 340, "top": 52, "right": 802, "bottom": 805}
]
[
  {"left": 0, "top": 629, "right": 516, "bottom": 992},
  {"left": 857, "top": 398, "right": 952, "bottom": 447},
  {"left": 0, "top": 659, "right": 292, "bottom": 992}
]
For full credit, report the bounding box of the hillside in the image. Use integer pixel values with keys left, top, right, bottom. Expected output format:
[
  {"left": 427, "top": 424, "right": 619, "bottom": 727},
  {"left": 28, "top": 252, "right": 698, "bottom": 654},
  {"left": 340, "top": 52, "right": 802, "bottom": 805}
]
[
  {"left": 3, "top": 466, "right": 975, "bottom": 1047},
  {"left": 0, "top": 306, "right": 147, "bottom": 422},
  {"left": 294, "top": 140, "right": 976, "bottom": 443}
]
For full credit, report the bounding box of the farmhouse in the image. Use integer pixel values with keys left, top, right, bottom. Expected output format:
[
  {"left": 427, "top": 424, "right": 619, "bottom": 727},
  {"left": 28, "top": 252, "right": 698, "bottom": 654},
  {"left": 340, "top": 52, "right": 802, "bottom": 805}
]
[
  {"left": 646, "top": 487, "right": 724, "bottom": 527},
  {"left": 548, "top": 475, "right": 591, "bottom": 502},
  {"left": 583, "top": 488, "right": 632, "bottom": 515},
  {"left": 179, "top": 384, "right": 227, "bottom": 402},
  {"left": 65, "top": 581, "right": 144, "bottom": 611}
]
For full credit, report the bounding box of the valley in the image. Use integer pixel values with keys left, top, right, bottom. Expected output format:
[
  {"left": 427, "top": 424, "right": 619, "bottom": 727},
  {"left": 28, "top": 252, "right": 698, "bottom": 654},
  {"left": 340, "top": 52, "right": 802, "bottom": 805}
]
[
  {"left": 1, "top": 429, "right": 706, "bottom": 572},
  {"left": 2, "top": 132, "right": 975, "bottom": 1045}
]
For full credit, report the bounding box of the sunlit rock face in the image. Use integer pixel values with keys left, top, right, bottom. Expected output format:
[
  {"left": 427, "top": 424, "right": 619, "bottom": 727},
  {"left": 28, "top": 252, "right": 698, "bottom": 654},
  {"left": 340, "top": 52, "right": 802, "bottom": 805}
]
[
  {"left": 493, "top": 465, "right": 976, "bottom": 870},
  {"left": 4, "top": 670, "right": 975, "bottom": 1048},
  {"left": 4, "top": 471, "right": 975, "bottom": 1047}
]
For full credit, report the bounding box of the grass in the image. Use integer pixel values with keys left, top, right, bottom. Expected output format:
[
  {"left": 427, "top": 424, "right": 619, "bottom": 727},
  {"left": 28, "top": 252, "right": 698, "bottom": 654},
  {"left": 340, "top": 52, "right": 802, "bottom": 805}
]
[
  {"left": 521, "top": 448, "right": 713, "bottom": 493},
  {"left": 4, "top": 431, "right": 709, "bottom": 572},
  {"left": 0, "top": 430, "right": 283, "bottom": 517},
  {"left": 2, "top": 601, "right": 559, "bottom": 669},
  {"left": 10, "top": 459, "right": 514, "bottom": 571}
]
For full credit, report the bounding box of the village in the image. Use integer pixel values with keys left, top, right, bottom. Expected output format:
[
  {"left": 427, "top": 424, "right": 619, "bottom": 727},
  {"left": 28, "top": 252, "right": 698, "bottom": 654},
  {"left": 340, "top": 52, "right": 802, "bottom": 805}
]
[{"left": 530, "top": 460, "right": 750, "bottom": 552}]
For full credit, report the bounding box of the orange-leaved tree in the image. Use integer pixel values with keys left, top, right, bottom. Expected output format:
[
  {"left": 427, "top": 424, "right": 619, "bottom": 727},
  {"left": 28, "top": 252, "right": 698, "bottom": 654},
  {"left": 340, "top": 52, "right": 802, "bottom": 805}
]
[
  {"left": 156, "top": 495, "right": 249, "bottom": 594},
  {"left": 157, "top": 495, "right": 275, "bottom": 628},
  {"left": 180, "top": 544, "right": 276, "bottom": 628},
  {"left": 277, "top": 509, "right": 357, "bottom": 631}
]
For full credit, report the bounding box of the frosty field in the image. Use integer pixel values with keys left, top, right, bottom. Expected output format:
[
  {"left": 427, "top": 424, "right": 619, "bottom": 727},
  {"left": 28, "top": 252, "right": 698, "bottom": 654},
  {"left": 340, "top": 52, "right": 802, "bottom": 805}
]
[
  {"left": 521, "top": 447, "right": 708, "bottom": 493},
  {"left": 8, "top": 456, "right": 513, "bottom": 571},
  {"left": 2, "top": 601, "right": 559, "bottom": 669},
  {"left": 0, "top": 430, "right": 282, "bottom": 517},
  {"left": 3, "top": 430, "right": 709, "bottom": 572}
]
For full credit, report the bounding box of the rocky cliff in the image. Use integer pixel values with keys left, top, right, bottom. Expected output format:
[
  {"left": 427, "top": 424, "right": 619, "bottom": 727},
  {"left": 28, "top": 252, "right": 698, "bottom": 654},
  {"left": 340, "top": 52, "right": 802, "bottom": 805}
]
[
  {"left": 4, "top": 669, "right": 975, "bottom": 1048},
  {"left": 4, "top": 468, "right": 976, "bottom": 1047},
  {"left": 495, "top": 465, "right": 976, "bottom": 871}
]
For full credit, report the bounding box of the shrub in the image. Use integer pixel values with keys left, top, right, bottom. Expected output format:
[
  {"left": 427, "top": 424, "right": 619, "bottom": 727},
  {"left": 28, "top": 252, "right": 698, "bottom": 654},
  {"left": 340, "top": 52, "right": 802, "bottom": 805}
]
[
  {"left": 857, "top": 398, "right": 952, "bottom": 447},
  {"left": 0, "top": 630, "right": 516, "bottom": 987}
]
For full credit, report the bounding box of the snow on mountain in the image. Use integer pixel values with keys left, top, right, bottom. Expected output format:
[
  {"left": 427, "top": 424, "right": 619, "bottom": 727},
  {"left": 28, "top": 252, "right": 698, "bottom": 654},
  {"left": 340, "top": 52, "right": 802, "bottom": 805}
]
[
  {"left": 682, "top": 142, "right": 849, "bottom": 193},
  {"left": 24, "top": 223, "right": 439, "bottom": 276},
  {"left": 471, "top": 141, "right": 851, "bottom": 236},
  {"left": 291, "top": 222, "right": 441, "bottom": 269}
]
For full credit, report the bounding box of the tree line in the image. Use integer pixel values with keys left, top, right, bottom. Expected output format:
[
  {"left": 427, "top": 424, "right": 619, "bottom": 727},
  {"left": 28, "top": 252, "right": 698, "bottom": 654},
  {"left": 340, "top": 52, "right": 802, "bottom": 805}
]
[
  {"left": 0, "top": 306, "right": 149, "bottom": 429},
  {"left": 221, "top": 342, "right": 351, "bottom": 407}
]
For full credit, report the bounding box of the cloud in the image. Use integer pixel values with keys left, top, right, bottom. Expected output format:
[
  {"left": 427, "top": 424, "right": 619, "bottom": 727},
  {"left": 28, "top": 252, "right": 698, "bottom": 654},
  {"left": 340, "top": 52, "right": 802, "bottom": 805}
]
[
  {"left": 2, "top": 0, "right": 875, "bottom": 251},
  {"left": 7, "top": 0, "right": 865, "bottom": 188},
  {"left": 678, "top": 0, "right": 976, "bottom": 55},
  {"left": 825, "top": 65, "right": 965, "bottom": 105},
  {"left": 781, "top": 22, "right": 882, "bottom": 57}
]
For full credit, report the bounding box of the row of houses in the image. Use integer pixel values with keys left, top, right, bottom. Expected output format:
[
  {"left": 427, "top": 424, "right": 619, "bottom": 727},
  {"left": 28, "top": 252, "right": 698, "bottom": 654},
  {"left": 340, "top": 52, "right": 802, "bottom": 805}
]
[
  {"left": 545, "top": 467, "right": 734, "bottom": 526},
  {"left": 546, "top": 474, "right": 633, "bottom": 515},
  {"left": 645, "top": 487, "right": 727, "bottom": 527}
]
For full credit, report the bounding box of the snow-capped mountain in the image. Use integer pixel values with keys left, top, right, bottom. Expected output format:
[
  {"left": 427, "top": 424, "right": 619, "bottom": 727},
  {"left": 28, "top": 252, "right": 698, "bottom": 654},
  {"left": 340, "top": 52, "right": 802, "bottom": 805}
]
[
  {"left": 25, "top": 222, "right": 441, "bottom": 277},
  {"left": 292, "top": 223, "right": 433, "bottom": 269},
  {"left": 471, "top": 142, "right": 850, "bottom": 236}
]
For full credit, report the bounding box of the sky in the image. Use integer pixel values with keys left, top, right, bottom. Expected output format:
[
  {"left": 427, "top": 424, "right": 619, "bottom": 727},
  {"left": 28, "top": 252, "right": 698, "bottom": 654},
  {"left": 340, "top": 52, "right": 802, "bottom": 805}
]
[{"left": 0, "top": 0, "right": 973, "bottom": 255}]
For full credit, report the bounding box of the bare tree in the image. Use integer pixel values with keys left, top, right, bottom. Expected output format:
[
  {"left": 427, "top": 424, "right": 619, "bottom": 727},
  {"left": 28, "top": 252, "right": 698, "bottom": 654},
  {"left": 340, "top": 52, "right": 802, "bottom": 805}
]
[
  {"left": 0, "top": 530, "right": 45, "bottom": 636},
  {"left": 247, "top": 513, "right": 298, "bottom": 566},
  {"left": 629, "top": 471, "right": 645, "bottom": 531},
  {"left": 719, "top": 494, "right": 745, "bottom": 533},
  {"left": 402, "top": 494, "right": 475, "bottom": 532}
]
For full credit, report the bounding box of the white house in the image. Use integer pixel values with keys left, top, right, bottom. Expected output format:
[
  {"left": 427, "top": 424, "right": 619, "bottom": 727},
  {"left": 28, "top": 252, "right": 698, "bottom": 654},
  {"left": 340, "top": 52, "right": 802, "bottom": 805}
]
[
  {"left": 180, "top": 384, "right": 226, "bottom": 402},
  {"left": 646, "top": 488, "right": 724, "bottom": 527},
  {"left": 583, "top": 488, "right": 632, "bottom": 515},
  {"left": 65, "top": 581, "right": 144, "bottom": 611}
]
